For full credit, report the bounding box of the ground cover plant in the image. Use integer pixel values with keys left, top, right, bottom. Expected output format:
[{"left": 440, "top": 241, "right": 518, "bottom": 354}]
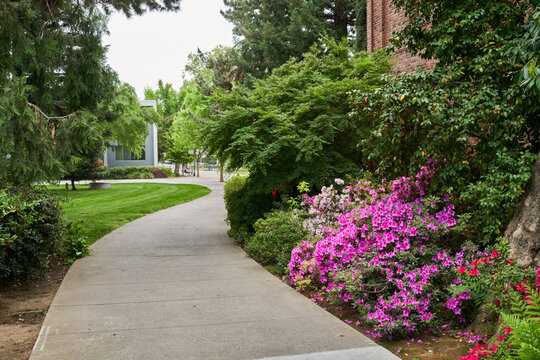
[{"left": 49, "top": 183, "right": 210, "bottom": 244}]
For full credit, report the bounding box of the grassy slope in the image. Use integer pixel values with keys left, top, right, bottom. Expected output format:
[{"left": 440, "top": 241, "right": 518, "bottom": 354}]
[{"left": 48, "top": 183, "right": 211, "bottom": 244}]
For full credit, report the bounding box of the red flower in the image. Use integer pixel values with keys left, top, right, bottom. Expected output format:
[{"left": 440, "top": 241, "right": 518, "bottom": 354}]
[
  {"left": 495, "top": 299, "right": 500, "bottom": 306},
  {"left": 516, "top": 282, "right": 528, "bottom": 293},
  {"left": 491, "top": 250, "right": 499, "bottom": 259},
  {"left": 471, "top": 259, "right": 480, "bottom": 268},
  {"left": 504, "top": 327, "right": 513, "bottom": 335},
  {"left": 458, "top": 266, "right": 467, "bottom": 273},
  {"left": 469, "top": 269, "right": 480, "bottom": 276},
  {"left": 506, "top": 259, "right": 514, "bottom": 265}
]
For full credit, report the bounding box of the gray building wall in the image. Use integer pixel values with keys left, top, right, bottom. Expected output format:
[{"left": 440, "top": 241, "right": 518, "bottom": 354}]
[{"left": 103, "top": 100, "right": 159, "bottom": 168}]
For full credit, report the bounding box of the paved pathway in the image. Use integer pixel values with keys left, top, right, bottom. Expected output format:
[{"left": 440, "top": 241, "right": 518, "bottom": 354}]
[{"left": 31, "top": 177, "right": 398, "bottom": 360}]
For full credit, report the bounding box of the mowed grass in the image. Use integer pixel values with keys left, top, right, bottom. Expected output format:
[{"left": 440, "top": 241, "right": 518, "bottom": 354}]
[{"left": 48, "top": 183, "right": 211, "bottom": 244}]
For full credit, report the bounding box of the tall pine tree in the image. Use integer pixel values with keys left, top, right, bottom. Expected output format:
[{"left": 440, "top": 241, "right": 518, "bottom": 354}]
[{"left": 221, "top": 0, "right": 366, "bottom": 78}]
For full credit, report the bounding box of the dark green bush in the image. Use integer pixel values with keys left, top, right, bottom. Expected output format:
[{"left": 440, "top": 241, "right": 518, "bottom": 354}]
[
  {"left": 0, "top": 189, "right": 64, "bottom": 285},
  {"left": 223, "top": 176, "right": 274, "bottom": 245},
  {"left": 245, "top": 210, "right": 308, "bottom": 274}
]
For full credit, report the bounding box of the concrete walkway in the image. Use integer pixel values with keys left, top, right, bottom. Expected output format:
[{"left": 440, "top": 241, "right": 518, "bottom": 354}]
[{"left": 31, "top": 176, "right": 399, "bottom": 360}]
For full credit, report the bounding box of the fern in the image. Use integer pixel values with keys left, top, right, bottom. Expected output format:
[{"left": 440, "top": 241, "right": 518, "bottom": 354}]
[{"left": 499, "top": 289, "right": 540, "bottom": 360}]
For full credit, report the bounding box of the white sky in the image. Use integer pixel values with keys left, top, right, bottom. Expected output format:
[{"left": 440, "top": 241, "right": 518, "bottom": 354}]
[{"left": 103, "top": 0, "right": 234, "bottom": 97}]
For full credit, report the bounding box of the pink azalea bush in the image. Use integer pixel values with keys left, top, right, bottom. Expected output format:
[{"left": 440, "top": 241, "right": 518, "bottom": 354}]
[{"left": 289, "top": 161, "right": 476, "bottom": 337}]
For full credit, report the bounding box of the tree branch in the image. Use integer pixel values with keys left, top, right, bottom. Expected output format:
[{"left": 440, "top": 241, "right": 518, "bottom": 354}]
[{"left": 27, "top": 102, "right": 77, "bottom": 120}]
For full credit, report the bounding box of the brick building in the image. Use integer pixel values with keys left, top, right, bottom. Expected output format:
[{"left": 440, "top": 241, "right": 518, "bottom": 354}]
[{"left": 366, "top": 0, "right": 435, "bottom": 72}]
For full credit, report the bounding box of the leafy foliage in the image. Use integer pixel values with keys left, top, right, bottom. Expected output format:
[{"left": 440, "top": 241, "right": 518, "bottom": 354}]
[
  {"left": 144, "top": 80, "right": 186, "bottom": 161},
  {"left": 352, "top": 69, "right": 538, "bottom": 244},
  {"left": 245, "top": 210, "right": 308, "bottom": 273},
  {"left": 207, "top": 39, "right": 389, "bottom": 199},
  {"left": 510, "top": 9, "right": 540, "bottom": 96},
  {"left": 223, "top": 176, "right": 274, "bottom": 245},
  {"left": 59, "top": 222, "right": 92, "bottom": 265},
  {"left": 0, "top": 189, "right": 64, "bottom": 285}
]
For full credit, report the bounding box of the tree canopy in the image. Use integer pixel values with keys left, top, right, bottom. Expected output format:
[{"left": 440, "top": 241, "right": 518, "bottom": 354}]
[
  {"left": 222, "top": 0, "right": 367, "bottom": 78},
  {"left": 206, "top": 39, "right": 389, "bottom": 193},
  {"left": 0, "top": 0, "right": 179, "bottom": 186}
]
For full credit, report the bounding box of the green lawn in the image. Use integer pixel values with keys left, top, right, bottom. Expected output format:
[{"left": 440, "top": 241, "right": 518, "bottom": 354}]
[{"left": 48, "top": 183, "right": 211, "bottom": 244}]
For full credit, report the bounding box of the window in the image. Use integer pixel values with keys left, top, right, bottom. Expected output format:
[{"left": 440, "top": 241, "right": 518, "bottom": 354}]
[{"left": 115, "top": 146, "right": 145, "bottom": 161}]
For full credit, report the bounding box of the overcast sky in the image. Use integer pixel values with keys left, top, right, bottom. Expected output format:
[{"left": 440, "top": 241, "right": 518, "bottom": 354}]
[{"left": 103, "top": 0, "right": 234, "bottom": 97}]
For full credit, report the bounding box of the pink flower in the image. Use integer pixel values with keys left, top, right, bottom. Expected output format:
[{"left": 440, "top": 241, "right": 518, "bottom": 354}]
[
  {"left": 491, "top": 250, "right": 499, "bottom": 259},
  {"left": 504, "top": 327, "right": 513, "bottom": 335},
  {"left": 458, "top": 266, "right": 467, "bottom": 273}
]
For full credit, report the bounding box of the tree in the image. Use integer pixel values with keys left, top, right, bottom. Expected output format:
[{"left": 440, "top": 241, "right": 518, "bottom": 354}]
[
  {"left": 35, "top": 0, "right": 182, "bottom": 17},
  {"left": 0, "top": 2, "right": 113, "bottom": 186},
  {"left": 0, "top": 0, "right": 181, "bottom": 187},
  {"left": 65, "top": 83, "right": 157, "bottom": 189},
  {"left": 185, "top": 46, "right": 244, "bottom": 181},
  {"left": 144, "top": 80, "right": 186, "bottom": 161},
  {"left": 221, "top": 0, "right": 367, "bottom": 78},
  {"left": 184, "top": 46, "right": 243, "bottom": 95},
  {"left": 168, "top": 85, "right": 208, "bottom": 177},
  {"left": 206, "top": 39, "right": 389, "bottom": 196}
]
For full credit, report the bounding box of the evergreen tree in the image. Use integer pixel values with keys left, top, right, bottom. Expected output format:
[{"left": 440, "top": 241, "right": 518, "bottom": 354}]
[{"left": 0, "top": 0, "right": 180, "bottom": 186}]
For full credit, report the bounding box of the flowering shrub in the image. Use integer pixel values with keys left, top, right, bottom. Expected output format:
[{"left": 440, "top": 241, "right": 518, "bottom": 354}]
[{"left": 289, "top": 163, "right": 472, "bottom": 337}]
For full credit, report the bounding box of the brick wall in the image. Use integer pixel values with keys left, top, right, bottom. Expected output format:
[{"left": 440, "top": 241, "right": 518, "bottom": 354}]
[{"left": 366, "top": 0, "right": 435, "bottom": 73}]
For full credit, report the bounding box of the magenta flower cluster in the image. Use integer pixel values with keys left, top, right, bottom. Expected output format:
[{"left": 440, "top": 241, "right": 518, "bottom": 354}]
[{"left": 289, "top": 162, "right": 468, "bottom": 337}]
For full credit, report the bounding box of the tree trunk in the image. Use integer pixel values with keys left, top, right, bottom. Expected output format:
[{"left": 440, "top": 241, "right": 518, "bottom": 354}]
[
  {"left": 174, "top": 162, "right": 180, "bottom": 175},
  {"left": 196, "top": 151, "right": 200, "bottom": 177},
  {"left": 71, "top": 179, "right": 76, "bottom": 191},
  {"left": 219, "top": 161, "right": 224, "bottom": 183},
  {"left": 505, "top": 152, "right": 540, "bottom": 267},
  {"left": 333, "top": 0, "right": 349, "bottom": 40}
]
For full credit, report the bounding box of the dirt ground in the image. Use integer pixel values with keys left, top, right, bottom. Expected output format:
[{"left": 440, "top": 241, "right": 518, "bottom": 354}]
[{"left": 0, "top": 259, "right": 69, "bottom": 360}]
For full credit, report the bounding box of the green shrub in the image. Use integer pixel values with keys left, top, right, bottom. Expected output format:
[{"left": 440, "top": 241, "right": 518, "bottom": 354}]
[
  {"left": 125, "top": 171, "right": 153, "bottom": 179},
  {"left": 223, "top": 176, "right": 274, "bottom": 245},
  {"left": 59, "top": 221, "right": 91, "bottom": 264},
  {"left": 127, "top": 171, "right": 142, "bottom": 179},
  {"left": 103, "top": 166, "right": 158, "bottom": 179},
  {"left": 245, "top": 210, "right": 308, "bottom": 274},
  {"left": 0, "top": 189, "right": 64, "bottom": 285}
]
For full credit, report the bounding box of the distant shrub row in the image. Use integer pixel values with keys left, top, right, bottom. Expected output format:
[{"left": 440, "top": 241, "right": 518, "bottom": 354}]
[{"left": 100, "top": 166, "right": 175, "bottom": 180}]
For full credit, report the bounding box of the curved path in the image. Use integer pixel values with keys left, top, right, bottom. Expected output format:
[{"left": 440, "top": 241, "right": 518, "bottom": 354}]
[{"left": 31, "top": 176, "right": 398, "bottom": 360}]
